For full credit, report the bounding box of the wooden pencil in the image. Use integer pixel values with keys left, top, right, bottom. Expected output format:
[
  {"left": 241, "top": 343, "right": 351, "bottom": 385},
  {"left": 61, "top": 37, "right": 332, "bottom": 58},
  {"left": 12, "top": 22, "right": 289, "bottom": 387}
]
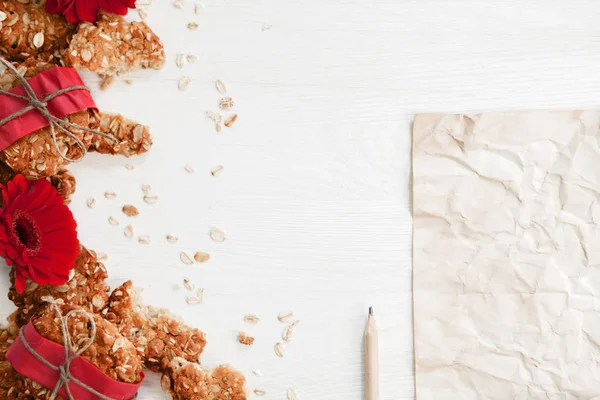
[{"left": 365, "top": 306, "right": 379, "bottom": 400}]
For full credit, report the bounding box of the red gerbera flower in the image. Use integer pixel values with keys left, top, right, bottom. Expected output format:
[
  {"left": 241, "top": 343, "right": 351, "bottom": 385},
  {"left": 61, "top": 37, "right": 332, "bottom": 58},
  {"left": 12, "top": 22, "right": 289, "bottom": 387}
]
[
  {"left": 46, "top": 0, "right": 136, "bottom": 24},
  {"left": 0, "top": 175, "right": 79, "bottom": 293}
]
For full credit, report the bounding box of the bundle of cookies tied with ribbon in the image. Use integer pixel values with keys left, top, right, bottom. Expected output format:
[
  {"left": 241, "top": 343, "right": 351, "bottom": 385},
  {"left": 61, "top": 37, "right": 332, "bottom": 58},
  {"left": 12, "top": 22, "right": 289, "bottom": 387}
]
[{"left": 0, "top": 1, "right": 247, "bottom": 399}]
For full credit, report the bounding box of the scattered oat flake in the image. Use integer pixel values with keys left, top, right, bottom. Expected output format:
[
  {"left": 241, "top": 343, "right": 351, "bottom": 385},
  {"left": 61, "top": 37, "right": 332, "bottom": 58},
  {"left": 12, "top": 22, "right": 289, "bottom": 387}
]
[
  {"left": 244, "top": 313, "right": 260, "bottom": 324},
  {"left": 185, "top": 165, "right": 195, "bottom": 174},
  {"left": 108, "top": 216, "right": 119, "bottom": 226},
  {"left": 180, "top": 252, "right": 194, "bottom": 265},
  {"left": 175, "top": 54, "right": 185, "bottom": 68},
  {"left": 143, "top": 194, "right": 159, "bottom": 204},
  {"left": 124, "top": 79, "right": 133, "bottom": 85},
  {"left": 211, "top": 165, "right": 224, "bottom": 176},
  {"left": 252, "top": 370, "right": 262, "bottom": 377},
  {"left": 209, "top": 227, "right": 227, "bottom": 242},
  {"left": 86, "top": 197, "right": 96, "bottom": 208},
  {"left": 219, "top": 97, "right": 234, "bottom": 110},
  {"left": 186, "top": 54, "right": 198, "bottom": 63},
  {"left": 283, "top": 320, "right": 300, "bottom": 342},
  {"left": 224, "top": 113, "right": 238, "bottom": 128},
  {"left": 173, "top": 0, "right": 183, "bottom": 8},
  {"left": 194, "top": 3, "right": 204, "bottom": 14},
  {"left": 167, "top": 234, "right": 179, "bottom": 243},
  {"left": 194, "top": 251, "right": 210, "bottom": 263},
  {"left": 253, "top": 389, "right": 266, "bottom": 396},
  {"left": 205, "top": 110, "right": 222, "bottom": 123},
  {"left": 186, "top": 294, "right": 203, "bottom": 304},
  {"left": 215, "top": 80, "right": 227, "bottom": 94},
  {"left": 287, "top": 388, "right": 298, "bottom": 400},
  {"left": 183, "top": 278, "right": 195, "bottom": 291},
  {"left": 261, "top": 23, "right": 273, "bottom": 31},
  {"left": 187, "top": 22, "right": 199, "bottom": 30},
  {"left": 142, "top": 184, "right": 151, "bottom": 193},
  {"left": 215, "top": 123, "right": 223, "bottom": 133},
  {"left": 122, "top": 205, "right": 140, "bottom": 217},
  {"left": 104, "top": 191, "right": 117, "bottom": 199},
  {"left": 125, "top": 164, "right": 134, "bottom": 170},
  {"left": 238, "top": 332, "right": 255, "bottom": 346},
  {"left": 178, "top": 77, "right": 191, "bottom": 91},
  {"left": 278, "top": 311, "right": 294, "bottom": 323},
  {"left": 138, "top": 8, "right": 148, "bottom": 19},
  {"left": 274, "top": 342, "right": 285, "bottom": 358},
  {"left": 124, "top": 225, "right": 134, "bottom": 238},
  {"left": 138, "top": 235, "right": 151, "bottom": 244}
]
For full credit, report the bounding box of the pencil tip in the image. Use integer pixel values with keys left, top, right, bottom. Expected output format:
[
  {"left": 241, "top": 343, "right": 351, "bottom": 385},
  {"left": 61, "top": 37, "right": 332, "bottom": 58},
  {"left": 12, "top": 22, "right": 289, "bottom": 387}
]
[{"left": 369, "top": 306, "right": 373, "bottom": 316}]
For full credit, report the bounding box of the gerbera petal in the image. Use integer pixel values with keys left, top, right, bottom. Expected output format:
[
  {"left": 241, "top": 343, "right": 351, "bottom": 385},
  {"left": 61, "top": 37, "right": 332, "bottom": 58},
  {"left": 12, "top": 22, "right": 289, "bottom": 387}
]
[
  {"left": 76, "top": 0, "right": 101, "bottom": 22},
  {"left": 121, "top": 0, "right": 136, "bottom": 8},
  {"left": 14, "top": 270, "right": 26, "bottom": 293}
]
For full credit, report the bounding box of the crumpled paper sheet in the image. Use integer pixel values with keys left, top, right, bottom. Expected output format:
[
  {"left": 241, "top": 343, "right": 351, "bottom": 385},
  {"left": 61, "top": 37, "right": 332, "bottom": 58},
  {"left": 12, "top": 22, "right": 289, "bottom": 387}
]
[{"left": 413, "top": 111, "right": 600, "bottom": 400}]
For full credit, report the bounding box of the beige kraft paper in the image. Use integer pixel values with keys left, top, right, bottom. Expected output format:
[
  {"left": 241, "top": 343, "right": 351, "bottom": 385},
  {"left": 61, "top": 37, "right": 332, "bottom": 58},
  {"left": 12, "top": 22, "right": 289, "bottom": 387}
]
[{"left": 413, "top": 111, "right": 600, "bottom": 400}]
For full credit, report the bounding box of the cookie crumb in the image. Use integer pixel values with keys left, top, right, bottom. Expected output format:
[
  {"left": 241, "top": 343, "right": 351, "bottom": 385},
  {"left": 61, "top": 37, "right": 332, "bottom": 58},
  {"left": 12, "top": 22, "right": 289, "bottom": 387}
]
[
  {"left": 238, "top": 332, "right": 255, "bottom": 346},
  {"left": 122, "top": 204, "right": 140, "bottom": 217}
]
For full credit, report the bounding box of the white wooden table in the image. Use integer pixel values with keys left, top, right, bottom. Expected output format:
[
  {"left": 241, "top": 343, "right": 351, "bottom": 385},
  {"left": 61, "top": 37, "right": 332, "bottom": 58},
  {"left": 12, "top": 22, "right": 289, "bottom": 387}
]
[{"left": 3, "top": 1, "right": 600, "bottom": 399}]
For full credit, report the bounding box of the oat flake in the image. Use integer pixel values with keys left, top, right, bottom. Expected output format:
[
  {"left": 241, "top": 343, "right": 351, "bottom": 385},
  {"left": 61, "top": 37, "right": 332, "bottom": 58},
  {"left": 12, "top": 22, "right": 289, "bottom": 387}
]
[
  {"left": 244, "top": 313, "right": 260, "bottom": 324},
  {"left": 253, "top": 389, "right": 266, "bottom": 396},
  {"left": 167, "top": 234, "right": 179, "bottom": 243},
  {"left": 180, "top": 252, "right": 194, "bottom": 265},
  {"left": 32, "top": 32, "right": 44, "bottom": 48},
  {"left": 187, "top": 22, "right": 199, "bottom": 30},
  {"left": 178, "top": 77, "right": 191, "bottom": 91},
  {"left": 224, "top": 113, "right": 238, "bottom": 128},
  {"left": 104, "top": 191, "right": 117, "bottom": 199},
  {"left": 124, "top": 225, "right": 134, "bottom": 238},
  {"left": 138, "top": 235, "right": 151, "bottom": 244},
  {"left": 185, "top": 165, "right": 195, "bottom": 174},
  {"left": 215, "top": 79, "right": 227, "bottom": 94},
  {"left": 283, "top": 320, "right": 300, "bottom": 342},
  {"left": 278, "top": 311, "right": 294, "bottom": 323},
  {"left": 274, "top": 342, "right": 285, "bottom": 358},
  {"left": 143, "top": 194, "right": 159, "bottom": 204},
  {"left": 209, "top": 227, "right": 226, "bottom": 242},
  {"left": 108, "top": 216, "right": 119, "bottom": 226},
  {"left": 211, "top": 165, "right": 224, "bottom": 176},
  {"left": 287, "top": 388, "right": 298, "bottom": 400},
  {"left": 183, "top": 278, "right": 195, "bottom": 291},
  {"left": 86, "top": 197, "right": 96, "bottom": 208}
]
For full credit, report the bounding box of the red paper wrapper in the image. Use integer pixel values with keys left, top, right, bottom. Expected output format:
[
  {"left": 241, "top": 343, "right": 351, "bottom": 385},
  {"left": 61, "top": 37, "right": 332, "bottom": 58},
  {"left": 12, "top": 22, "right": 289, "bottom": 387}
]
[
  {"left": 6, "top": 321, "right": 143, "bottom": 400},
  {"left": 0, "top": 66, "right": 97, "bottom": 151}
]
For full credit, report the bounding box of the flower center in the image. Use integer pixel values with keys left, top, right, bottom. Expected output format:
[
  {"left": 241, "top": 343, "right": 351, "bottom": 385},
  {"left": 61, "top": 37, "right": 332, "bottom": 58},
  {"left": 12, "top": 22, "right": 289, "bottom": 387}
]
[{"left": 12, "top": 211, "right": 41, "bottom": 255}]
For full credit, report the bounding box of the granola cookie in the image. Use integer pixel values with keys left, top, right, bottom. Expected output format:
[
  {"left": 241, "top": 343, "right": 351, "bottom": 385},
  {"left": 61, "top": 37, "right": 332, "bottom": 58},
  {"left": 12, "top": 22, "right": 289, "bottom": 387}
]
[
  {"left": 0, "top": 301, "right": 144, "bottom": 399},
  {"left": 105, "top": 281, "right": 207, "bottom": 372},
  {"left": 64, "top": 12, "right": 165, "bottom": 79},
  {"left": 161, "top": 358, "right": 247, "bottom": 400},
  {"left": 7, "top": 246, "right": 110, "bottom": 334},
  {"left": 0, "top": 0, "right": 75, "bottom": 63},
  {"left": 0, "top": 59, "right": 152, "bottom": 179}
]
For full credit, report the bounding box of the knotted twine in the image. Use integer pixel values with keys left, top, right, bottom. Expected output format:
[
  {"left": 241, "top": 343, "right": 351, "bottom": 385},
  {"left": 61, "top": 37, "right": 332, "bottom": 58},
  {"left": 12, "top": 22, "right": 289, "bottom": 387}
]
[
  {"left": 0, "top": 57, "right": 116, "bottom": 162},
  {"left": 17, "top": 297, "right": 117, "bottom": 400}
]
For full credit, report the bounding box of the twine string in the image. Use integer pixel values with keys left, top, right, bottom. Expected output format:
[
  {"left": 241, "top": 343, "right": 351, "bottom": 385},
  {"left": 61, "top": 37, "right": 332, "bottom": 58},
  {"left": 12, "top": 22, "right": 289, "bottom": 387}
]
[{"left": 0, "top": 57, "right": 116, "bottom": 163}]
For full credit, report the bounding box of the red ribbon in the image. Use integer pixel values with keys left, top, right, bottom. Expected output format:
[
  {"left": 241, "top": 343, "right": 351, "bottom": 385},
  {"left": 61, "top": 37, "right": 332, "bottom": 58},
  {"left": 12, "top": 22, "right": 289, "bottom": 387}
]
[
  {"left": 0, "top": 66, "right": 96, "bottom": 151},
  {"left": 6, "top": 321, "right": 143, "bottom": 400}
]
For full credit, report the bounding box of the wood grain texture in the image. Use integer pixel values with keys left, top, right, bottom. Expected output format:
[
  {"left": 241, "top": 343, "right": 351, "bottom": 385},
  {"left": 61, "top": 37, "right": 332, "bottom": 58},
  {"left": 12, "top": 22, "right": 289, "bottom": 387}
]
[{"left": 1, "top": 0, "right": 600, "bottom": 399}]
